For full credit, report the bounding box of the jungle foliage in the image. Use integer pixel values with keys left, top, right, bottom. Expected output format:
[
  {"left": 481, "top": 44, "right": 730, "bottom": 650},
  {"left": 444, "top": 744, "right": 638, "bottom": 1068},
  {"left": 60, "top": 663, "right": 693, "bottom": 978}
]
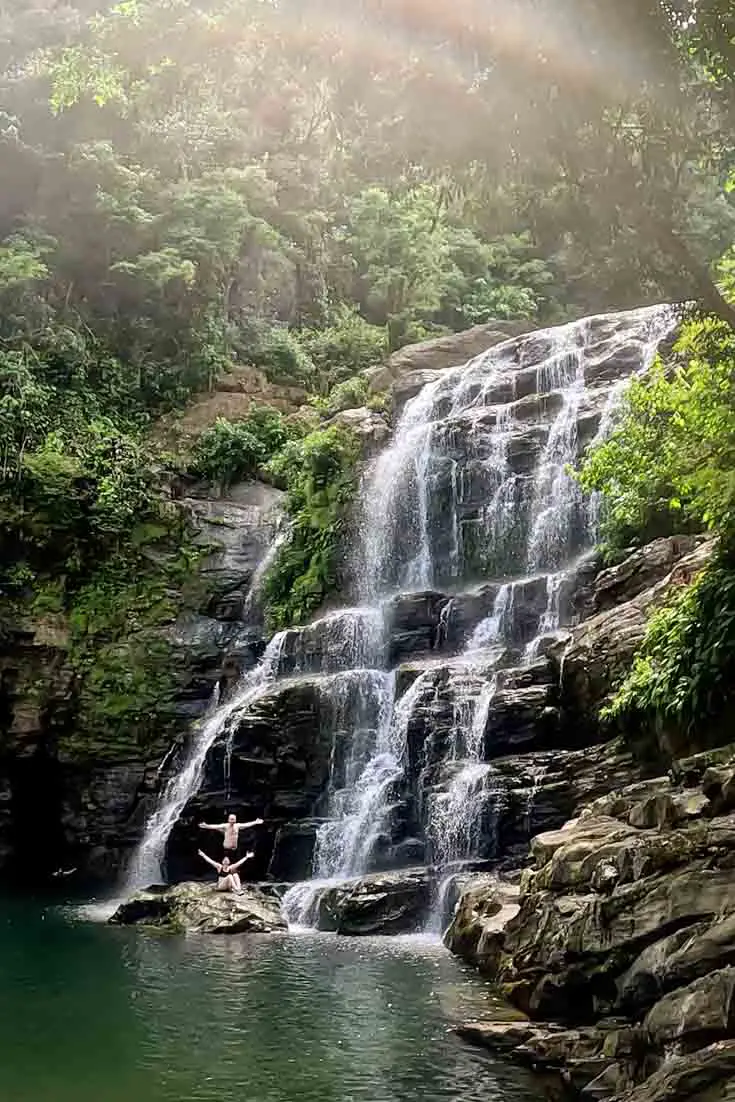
[
  {"left": 1, "top": 0, "right": 735, "bottom": 743},
  {"left": 579, "top": 308, "right": 735, "bottom": 750}
]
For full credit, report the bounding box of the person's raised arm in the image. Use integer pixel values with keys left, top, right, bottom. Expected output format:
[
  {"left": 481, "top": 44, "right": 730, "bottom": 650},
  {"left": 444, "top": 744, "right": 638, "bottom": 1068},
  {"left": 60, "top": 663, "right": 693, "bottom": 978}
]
[
  {"left": 235, "top": 818, "right": 264, "bottom": 829},
  {"left": 198, "top": 849, "right": 221, "bottom": 871},
  {"left": 199, "top": 821, "right": 225, "bottom": 833},
  {"left": 230, "top": 851, "right": 254, "bottom": 871}
]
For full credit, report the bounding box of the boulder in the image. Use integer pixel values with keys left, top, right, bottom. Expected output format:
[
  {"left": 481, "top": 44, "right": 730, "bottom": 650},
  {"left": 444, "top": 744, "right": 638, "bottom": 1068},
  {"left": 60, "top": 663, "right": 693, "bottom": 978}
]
[
  {"left": 315, "top": 868, "right": 431, "bottom": 935},
  {"left": 443, "top": 876, "right": 521, "bottom": 975},
  {"left": 627, "top": 789, "right": 711, "bottom": 830},
  {"left": 109, "top": 881, "right": 287, "bottom": 934},
  {"left": 455, "top": 1020, "right": 645, "bottom": 1097},
  {"left": 616, "top": 926, "right": 710, "bottom": 1015},
  {"left": 613, "top": 1041, "right": 735, "bottom": 1102},
  {"left": 327, "top": 407, "right": 391, "bottom": 454},
  {"left": 644, "top": 968, "right": 735, "bottom": 1052},
  {"left": 366, "top": 322, "right": 525, "bottom": 398},
  {"left": 523, "top": 813, "right": 735, "bottom": 895},
  {"left": 504, "top": 867, "right": 735, "bottom": 987}
]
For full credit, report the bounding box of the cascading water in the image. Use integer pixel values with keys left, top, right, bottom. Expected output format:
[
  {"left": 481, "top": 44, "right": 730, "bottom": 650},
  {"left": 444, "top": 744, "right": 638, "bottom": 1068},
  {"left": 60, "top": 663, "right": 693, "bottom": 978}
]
[
  {"left": 354, "top": 305, "right": 675, "bottom": 919},
  {"left": 124, "top": 633, "right": 286, "bottom": 892},
  {"left": 127, "top": 305, "right": 676, "bottom": 931}
]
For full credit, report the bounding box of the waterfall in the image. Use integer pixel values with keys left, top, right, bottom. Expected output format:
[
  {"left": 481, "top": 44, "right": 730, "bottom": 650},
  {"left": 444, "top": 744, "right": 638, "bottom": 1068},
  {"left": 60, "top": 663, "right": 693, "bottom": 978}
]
[
  {"left": 281, "top": 670, "right": 423, "bottom": 924},
  {"left": 124, "top": 633, "right": 286, "bottom": 892},
  {"left": 467, "top": 584, "right": 513, "bottom": 652},
  {"left": 355, "top": 305, "right": 675, "bottom": 904},
  {"left": 240, "top": 522, "right": 291, "bottom": 621},
  {"left": 124, "top": 305, "right": 676, "bottom": 930},
  {"left": 312, "top": 669, "right": 398, "bottom": 878}
]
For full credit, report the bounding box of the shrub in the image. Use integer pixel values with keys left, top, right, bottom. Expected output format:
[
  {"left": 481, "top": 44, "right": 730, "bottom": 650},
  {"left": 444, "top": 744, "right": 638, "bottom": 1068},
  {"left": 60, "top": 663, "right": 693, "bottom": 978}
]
[
  {"left": 577, "top": 316, "right": 735, "bottom": 560},
  {"left": 237, "top": 323, "right": 315, "bottom": 388},
  {"left": 323, "top": 375, "right": 369, "bottom": 416},
  {"left": 603, "top": 549, "right": 735, "bottom": 748},
  {"left": 299, "top": 305, "right": 388, "bottom": 389},
  {"left": 190, "top": 418, "right": 267, "bottom": 485},
  {"left": 190, "top": 405, "right": 298, "bottom": 487},
  {"left": 263, "top": 425, "right": 360, "bottom": 628}
]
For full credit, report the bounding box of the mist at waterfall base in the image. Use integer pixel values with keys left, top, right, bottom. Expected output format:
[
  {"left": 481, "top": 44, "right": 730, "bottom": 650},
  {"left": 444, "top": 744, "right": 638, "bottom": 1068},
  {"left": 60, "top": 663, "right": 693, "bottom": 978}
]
[
  {"left": 0, "top": 897, "right": 538, "bottom": 1102},
  {"left": 126, "top": 305, "right": 675, "bottom": 927}
]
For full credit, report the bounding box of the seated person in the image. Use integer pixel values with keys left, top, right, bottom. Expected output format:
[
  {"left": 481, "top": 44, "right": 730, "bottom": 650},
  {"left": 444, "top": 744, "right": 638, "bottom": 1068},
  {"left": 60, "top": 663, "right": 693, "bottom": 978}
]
[{"left": 197, "top": 849, "right": 253, "bottom": 893}]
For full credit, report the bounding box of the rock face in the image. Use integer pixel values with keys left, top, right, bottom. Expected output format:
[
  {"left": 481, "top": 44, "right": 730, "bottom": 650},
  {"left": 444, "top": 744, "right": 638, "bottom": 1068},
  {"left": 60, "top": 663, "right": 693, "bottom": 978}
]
[
  {"left": 151, "top": 363, "right": 307, "bottom": 452},
  {"left": 2, "top": 312, "right": 718, "bottom": 910},
  {"left": 0, "top": 477, "right": 284, "bottom": 883},
  {"left": 315, "top": 868, "right": 432, "bottom": 935},
  {"left": 109, "top": 880, "right": 287, "bottom": 934},
  {"left": 363, "top": 321, "right": 528, "bottom": 402},
  {"left": 448, "top": 755, "right": 735, "bottom": 1100},
  {"left": 173, "top": 528, "right": 714, "bottom": 887},
  {"left": 181, "top": 479, "right": 285, "bottom": 627},
  {"left": 326, "top": 407, "right": 391, "bottom": 454},
  {"left": 554, "top": 539, "right": 713, "bottom": 743}
]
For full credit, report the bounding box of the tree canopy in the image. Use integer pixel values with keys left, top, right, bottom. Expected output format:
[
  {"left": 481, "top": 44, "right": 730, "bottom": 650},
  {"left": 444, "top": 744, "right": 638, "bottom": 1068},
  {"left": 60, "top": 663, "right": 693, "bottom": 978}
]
[{"left": 0, "top": 0, "right": 734, "bottom": 747}]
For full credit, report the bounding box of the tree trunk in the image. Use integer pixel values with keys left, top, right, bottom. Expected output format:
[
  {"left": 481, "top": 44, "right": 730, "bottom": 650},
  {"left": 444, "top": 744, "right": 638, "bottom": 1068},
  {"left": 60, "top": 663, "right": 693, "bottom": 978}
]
[{"left": 666, "top": 231, "right": 735, "bottom": 332}]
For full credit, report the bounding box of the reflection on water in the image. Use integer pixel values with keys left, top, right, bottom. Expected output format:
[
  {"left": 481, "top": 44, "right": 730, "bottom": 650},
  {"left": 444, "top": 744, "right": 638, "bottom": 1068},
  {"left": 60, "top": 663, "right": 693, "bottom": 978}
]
[{"left": 0, "top": 897, "right": 537, "bottom": 1102}]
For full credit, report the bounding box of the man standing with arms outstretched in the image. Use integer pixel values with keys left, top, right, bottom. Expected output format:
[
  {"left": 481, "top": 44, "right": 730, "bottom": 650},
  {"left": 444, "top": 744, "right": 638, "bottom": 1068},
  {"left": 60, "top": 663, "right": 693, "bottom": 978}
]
[{"left": 199, "top": 813, "right": 264, "bottom": 861}]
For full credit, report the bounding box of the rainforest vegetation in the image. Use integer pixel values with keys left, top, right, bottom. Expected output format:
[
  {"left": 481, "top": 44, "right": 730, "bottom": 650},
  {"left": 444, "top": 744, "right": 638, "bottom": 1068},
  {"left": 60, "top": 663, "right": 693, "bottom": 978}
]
[{"left": 0, "top": 0, "right": 734, "bottom": 747}]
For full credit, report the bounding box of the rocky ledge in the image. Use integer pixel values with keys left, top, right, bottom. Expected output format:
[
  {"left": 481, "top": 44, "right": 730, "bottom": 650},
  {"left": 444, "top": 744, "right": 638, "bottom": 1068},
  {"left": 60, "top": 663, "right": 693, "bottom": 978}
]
[
  {"left": 109, "top": 881, "right": 287, "bottom": 935},
  {"left": 314, "top": 867, "right": 432, "bottom": 935},
  {"left": 446, "top": 752, "right": 735, "bottom": 1100}
]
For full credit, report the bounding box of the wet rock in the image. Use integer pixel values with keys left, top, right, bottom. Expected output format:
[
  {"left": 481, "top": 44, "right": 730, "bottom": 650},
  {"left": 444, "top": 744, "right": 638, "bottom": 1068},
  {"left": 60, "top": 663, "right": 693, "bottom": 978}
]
[
  {"left": 446, "top": 751, "right": 735, "bottom": 1040},
  {"left": 316, "top": 867, "right": 431, "bottom": 934},
  {"left": 267, "top": 819, "right": 322, "bottom": 880},
  {"left": 109, "top": 881, "right": 287, "bottom": 934},
  {"left": 482, "top": 683, "right": 559, "bottom": 758},
  {"left": 386, "top": 837, "right": 426, "bottom": 867},
  {"left": 370, "top": 322, "right": 527, "bottom": 405},
  {"left": 384, "top": 590, "right": 450, "bottom": 664},
  {"left": 392, "top": 368, "right": 443, "bottom": 409},
  {"left": 167, "top": 676, "right": 345, "bottom": 879},
  {"left": 277, "top": 607, "right": 384, "bottom": 676},
  {"left": 184, "top": 480, "right": 285, "bottom": 621},
  {"left": 455, "top": 1020, "right": 644, "bottom": 1097}
]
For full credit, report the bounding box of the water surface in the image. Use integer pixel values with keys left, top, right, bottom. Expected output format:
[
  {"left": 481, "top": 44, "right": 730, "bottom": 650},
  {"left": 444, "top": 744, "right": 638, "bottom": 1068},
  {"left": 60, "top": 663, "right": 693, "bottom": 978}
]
[{"left": 0, "top": 895, "right": 537, "bottom": 1102}]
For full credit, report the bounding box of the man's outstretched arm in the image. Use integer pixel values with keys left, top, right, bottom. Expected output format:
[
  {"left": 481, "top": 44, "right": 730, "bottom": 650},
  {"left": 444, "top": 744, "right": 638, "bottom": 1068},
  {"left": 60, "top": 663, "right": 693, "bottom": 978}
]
[
  {"left": 199, "top": 822, "right": 226, "bottom": 832},
  {"left": 235, "top": 818, "right": 264, "bottom": 829}
]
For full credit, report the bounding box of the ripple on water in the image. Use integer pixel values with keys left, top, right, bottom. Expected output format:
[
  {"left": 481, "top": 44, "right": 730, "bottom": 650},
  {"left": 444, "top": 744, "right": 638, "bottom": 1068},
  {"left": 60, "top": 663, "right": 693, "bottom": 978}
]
[{"left": 0, "top": 898, "right": 538, "bottom": 1102}]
